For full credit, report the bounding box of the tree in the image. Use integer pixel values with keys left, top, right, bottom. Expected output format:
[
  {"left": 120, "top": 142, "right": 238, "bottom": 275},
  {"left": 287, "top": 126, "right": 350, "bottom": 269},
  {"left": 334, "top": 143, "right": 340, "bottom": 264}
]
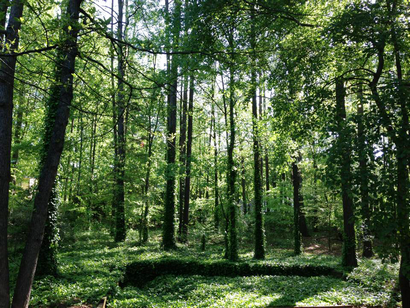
[
  {"left": 12, "top": 0, "right": 83, "bottom": 305},
  {"left": 114, "top": 0, "right": 126, "bottom": 243},
  {"left": 182, "top": 76, "right": 194, "bottom": 242},
  {"left": 292, "top": 161, "right": 302, "bottom": 255},
  {"left": 356, "top": 86, "right": 373, "bottom": 258},
  {"left": 335, "top": 78, "right": 357, "bottom": 267},
  {"left": 0, "top": 1, "right": 24, "bottom": 306},
  {"left": 163, "top": 0, "right": 181, "bottom": 250}
]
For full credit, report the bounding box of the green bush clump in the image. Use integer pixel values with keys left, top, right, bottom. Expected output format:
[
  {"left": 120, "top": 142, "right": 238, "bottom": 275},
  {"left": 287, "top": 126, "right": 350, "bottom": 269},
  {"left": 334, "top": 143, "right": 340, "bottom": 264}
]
[{"left": 122, "top": 258, "right": 342, "bottom": 287}]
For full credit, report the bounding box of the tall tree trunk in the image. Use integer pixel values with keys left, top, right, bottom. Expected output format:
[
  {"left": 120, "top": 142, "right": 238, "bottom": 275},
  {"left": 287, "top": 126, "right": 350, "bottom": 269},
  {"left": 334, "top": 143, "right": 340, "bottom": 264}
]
[
  {"left": 250, "top": 18, "right": 264, "bottom": 258},
  {"left": 312, "top": 152, "right": 319, "bottom": 232},
  {"left": 227, "top": 63, "right": 238, "bottom": 261},
  {"left": 0, "top": 1, "right": 24, "bottom": 306},
  {"left": 89, "top": 114, "right": 97, "bottom": 219},
  {"left": 178, "top": 77, "right": 187, "bottom": 239},
  {"left": 292, "top": 162, "right": 302, "bottom": 255},
  {"left": 265, "top": 152, "right": 269, "bottom": 192},
  {"left": 294, "top": 157, "right": 309, "bottom": 237},
  {"left": 335, "top": 78, "right": 357, "bottom": 267},
  {"left": 37, "top": 65, "right": 66, "bottom": 277},
  {"left": 114, "top": 0, "right": 126, "bottom": 242},
  {"left": 397, "top": 140, "right": 410, "bottom": 306},
  {"left": 258, "top": 89, "right": 264, "bottom": 189},
  {"left": 12, "top": 1, "right": 83, "bottom": 306},
  {"left": 182, "top": 77, "right": 193, "bottom": 242},
  {"left": 357, "top": 87, "right": 373, "bottom": 258},
  {"left": 206, "top": 117, "right": 212, "bottom": 200},
  {"left": 389, "top": 2, "right": 410, "bottom": 302},
  {"left": 163, "top": 0, "right": 181, "bottom": 250},
  {"left": 241, "top": 156, "right": 246, "bottom": 214},
  {"left": 76, "top": 114, "right": 83, "bottom": 197},
  {"left": 142, "top": 130, "right": 153, "bottom": 243},
  {"left": 110, "top": 0, "right": 117, "bottom": 236},
  {"left": 213, "top": 104, "right": 219, "bottom": 229}
]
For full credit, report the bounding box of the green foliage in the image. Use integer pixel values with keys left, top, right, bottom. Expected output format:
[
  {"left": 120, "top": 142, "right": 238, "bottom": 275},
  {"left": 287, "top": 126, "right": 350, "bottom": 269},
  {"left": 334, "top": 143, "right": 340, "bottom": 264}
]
[
  {"left": 123, "top": 258, "right": 342, "bottom": 288},
  {"left": 114, "top": 274, "right": 398, "bottom": 308},
  {"left": 23, "top": 231, "right": 400, "bottom": 308}
]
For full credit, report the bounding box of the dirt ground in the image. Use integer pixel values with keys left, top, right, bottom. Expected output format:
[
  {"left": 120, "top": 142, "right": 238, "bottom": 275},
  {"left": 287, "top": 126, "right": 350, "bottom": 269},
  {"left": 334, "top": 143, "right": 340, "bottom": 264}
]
[{"left": 303, "top": 236, "right": 342, "bottom": 256}]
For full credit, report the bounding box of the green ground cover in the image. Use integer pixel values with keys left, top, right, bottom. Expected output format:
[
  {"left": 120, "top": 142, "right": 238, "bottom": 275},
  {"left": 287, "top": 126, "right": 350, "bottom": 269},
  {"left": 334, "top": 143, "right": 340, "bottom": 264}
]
[{"left": 11, "top": 230, "right": 399, "bottom": 307}]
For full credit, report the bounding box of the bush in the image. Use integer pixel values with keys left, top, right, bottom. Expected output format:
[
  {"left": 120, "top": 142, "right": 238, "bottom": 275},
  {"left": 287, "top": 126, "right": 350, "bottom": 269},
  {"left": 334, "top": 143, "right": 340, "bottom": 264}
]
[{"left": 122, "top": 258, "right": 342, "bottom": 287}]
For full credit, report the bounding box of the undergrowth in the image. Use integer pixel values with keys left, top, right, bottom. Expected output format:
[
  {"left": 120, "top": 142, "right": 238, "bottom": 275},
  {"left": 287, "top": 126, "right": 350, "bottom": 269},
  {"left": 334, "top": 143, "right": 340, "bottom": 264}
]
[{"left": 11, "top": 229, "right": 400, "bottom": 307}]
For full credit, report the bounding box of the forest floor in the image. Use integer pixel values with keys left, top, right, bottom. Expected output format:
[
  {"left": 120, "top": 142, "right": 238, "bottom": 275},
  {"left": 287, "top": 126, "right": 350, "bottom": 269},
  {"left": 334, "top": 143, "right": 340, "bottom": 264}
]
[
  {"left": 303, "top": 236, "right": 343, "bottom": 256},
  {"left": 10, "top": 229, "right": 401, "bottom": 308}
]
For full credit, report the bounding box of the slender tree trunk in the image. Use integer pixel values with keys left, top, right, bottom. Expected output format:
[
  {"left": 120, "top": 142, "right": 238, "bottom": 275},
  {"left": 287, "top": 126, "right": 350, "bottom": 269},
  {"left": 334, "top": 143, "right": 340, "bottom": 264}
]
[
  {"left": 113, "top": 0, "right": 126, "bottom": 242},
  {"left": 89, "top": 114, "right": 97, "bottom": 219},
  {"left": 213, "top": 105, "right": 219, "bottom": 229},
  {"left": 109, "top": 0, "right": 117, "bottom": 236},
  {"left": 182, "top": 77, "right": 193, "bottom": 242},
  {"left": 292, "top": 162, "right": 302, "bottom": 255},
  {"left": 280, "top": 173, "right": 286, "bottom": 205},
  {"left": 0, "top": 1, "right": 24, "bottom": 306},
  {"left": 163, "top": 0, "right": 181, "bottom": 250},
  {"left": 357, "top": 87, "right": 373, "bottom": 258},
  {"left": 250, "top": 19, "right": 264, "bottom": 258},
  {"left": 389, "top": 2, "right": 410, "bottom": 301},
  {"left": 265, "top": 152, "right": 269, "bottom": 192},
  {"left": 397, "top": 140, "right": 410, "bottom": 306},
  {"left": 206, "top": 118, "right": 212, "bottom": 199},
  {"left": 142, "top": 132, "right": 153, "bottom": 243},
  {"left": 294, "top": 155, "right": 309, "bottom": 237},
  {"left": 227, "top": 63, "right": 238, "bottom": 261},
  {"left": 335, "top": 78, "right": 357, "bottom": 267},
  {"left": 178, "top": 77, "right": 187, "bottom": 239},
  {"left": 241, "top": 156, "right": 246, "bottom": 214},
  {"left": 76, "top": 114, "right": 83, "bottom": 197},
  {"left": 12, "top": 1, "right": 83, "bottom": 306},
  {"left": 258, "top": 89, "right": 264, "bottom": 188}
]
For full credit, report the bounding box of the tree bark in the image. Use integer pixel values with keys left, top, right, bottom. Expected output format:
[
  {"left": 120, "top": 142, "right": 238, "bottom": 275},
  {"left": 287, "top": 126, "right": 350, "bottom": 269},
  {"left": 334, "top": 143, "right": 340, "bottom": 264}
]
[
  {"left": 0, "top": 1, "right": 24, "bottom": 306},
  {"left": 335, "top": 78, "right": 357, "bottom": 267},
  {"left": 294, "top": 156, "right": 309, "bottom": 237},
  {"left": 163, "top": 0, "right": 180, "bottom": 250},
  {"left": 241, "top": 156, "right": 246, "bottom": 214},
  {"left": 250, "top": 17, "right": 264, "bottom": 258},
  {"left": 178, "top": 77, "right": 187, "bottom": 239},
  {"left": 227, "top": 62, "right": 238, "bottom": 261},
  {"left": 114, "top": 0, "right": 126, "bottom": 242},
  {"left": 292, "top": 162, "right": 302, "bottom": 255},
  {"left": 389, "top": 2, "right": 410, "bottom": 302},
  {"left": 357, "top": 87, "right": 373, "bottom": 258},
  {"left": 213, "top": 104, "right": 219, "bottom": 229},
  {"left": 12, "top": 0, "right": 83, "bottom": 306},
  {"left": 142, "top": 130, "right": 153, "bottom": 243},
  {"left": 182, "top": 77, "right": 193, "bottom": 242}
]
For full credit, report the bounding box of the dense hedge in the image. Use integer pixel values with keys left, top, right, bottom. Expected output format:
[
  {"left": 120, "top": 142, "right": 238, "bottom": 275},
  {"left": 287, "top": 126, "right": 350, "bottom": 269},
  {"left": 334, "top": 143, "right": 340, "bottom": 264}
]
[{"left": 122, "top": 258, "right": 343, "bottom": 287}]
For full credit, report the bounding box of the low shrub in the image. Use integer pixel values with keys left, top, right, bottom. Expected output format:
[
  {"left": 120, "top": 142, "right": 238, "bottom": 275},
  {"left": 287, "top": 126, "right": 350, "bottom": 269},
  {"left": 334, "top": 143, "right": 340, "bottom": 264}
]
[{"left": 122, "top": 258, "right": 342, "bottom": 287}]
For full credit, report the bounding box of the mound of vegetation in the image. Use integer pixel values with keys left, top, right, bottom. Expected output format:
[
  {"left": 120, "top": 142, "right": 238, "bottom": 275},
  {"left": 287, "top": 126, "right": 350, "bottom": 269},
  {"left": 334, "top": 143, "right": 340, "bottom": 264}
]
[{"left": 123, "top": 258, "right": 343, "bottom": 287}]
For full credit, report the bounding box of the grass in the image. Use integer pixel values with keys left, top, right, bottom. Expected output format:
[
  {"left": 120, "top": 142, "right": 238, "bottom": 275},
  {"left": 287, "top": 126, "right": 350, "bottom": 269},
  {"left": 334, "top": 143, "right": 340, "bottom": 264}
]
[{"left": 10, "top": 229, "right": 400, "bottom": 307}]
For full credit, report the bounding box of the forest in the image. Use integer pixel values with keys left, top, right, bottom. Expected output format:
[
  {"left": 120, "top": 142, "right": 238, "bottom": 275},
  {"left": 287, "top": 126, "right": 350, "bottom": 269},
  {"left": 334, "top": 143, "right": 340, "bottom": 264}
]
[{"left": 0, "top": 0, "right": 409, "bottom": 307}]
